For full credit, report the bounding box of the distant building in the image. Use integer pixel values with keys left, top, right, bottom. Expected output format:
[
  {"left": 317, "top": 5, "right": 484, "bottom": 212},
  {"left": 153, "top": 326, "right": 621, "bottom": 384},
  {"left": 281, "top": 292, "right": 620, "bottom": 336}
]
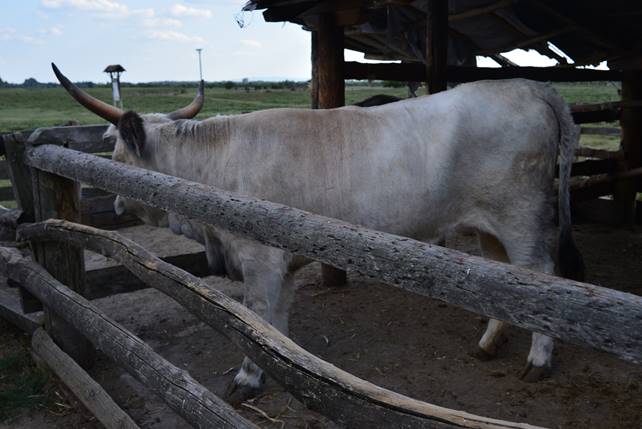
[{"left": 103, "top": 64, "right": 125, "bottom": 108}]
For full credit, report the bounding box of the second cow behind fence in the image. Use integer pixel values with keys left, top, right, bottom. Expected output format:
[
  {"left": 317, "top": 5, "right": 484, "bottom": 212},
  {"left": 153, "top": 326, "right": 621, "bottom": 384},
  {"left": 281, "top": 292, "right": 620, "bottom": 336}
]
[{"left": 52, "top": 63, "right": 584, "bottom": 403}]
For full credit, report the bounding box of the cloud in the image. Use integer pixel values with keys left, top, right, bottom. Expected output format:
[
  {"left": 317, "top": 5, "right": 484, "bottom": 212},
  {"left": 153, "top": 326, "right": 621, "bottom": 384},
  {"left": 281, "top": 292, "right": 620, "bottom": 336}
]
[
  {"left": 147, "top": 30, "right": 204, "bottom": 44},
  {"left": 42, "top": 0, "right": 64, "bottom": 7},
  {"left": 42, "top": 0, "right": 154, "bottom": 18},
  {"left": 241, "top": 39, "right": 261, "bottom": 48},
  {"left": 171, "top": 4, "right": 212, "bottom": 18},
  {"left": 0, "top": 28, "right": 44, "bottom": 44},
  {"left": 39, "top": 25, "right": 64, "bottom": 36},
  {"left": 143, "top": 17, "right": 183, "bottom": 28}
]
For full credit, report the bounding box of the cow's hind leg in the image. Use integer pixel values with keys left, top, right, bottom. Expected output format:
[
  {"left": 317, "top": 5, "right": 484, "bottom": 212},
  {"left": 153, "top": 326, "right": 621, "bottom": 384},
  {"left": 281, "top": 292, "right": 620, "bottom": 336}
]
[
  {"left": 474, "top": 232, "right": 509, "bottom": 360},
  {"left": 226, "top": 248, "right": 296, "bottom": 405},
  {"left": 501, "top": 230, "right": 556, "bottom": 382}
]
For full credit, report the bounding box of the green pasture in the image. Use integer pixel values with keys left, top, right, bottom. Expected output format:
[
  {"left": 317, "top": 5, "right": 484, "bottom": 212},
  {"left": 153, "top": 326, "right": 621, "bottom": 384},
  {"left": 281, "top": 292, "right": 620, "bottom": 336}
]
[{"left": 0, "top": 82, "right": 621, "bottom": 153}]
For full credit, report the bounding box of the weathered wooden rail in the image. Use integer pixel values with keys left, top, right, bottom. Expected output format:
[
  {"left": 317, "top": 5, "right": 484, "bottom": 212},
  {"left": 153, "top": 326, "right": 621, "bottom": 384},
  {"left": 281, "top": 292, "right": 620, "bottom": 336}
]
[
  {"left": 15, "top": 219, "right": 542, "bottom": 429},
  {"left": 0, "top": 246, "right": 256, "bottom": 429},
  {"left": 23, "top": 143, "right": 642, "bottom": 364}
]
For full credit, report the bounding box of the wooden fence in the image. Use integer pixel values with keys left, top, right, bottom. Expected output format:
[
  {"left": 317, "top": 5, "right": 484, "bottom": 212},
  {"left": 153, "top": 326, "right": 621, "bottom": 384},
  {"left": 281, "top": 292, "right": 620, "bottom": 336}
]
[{"left": 0, "top": 116, "right": 640, "bottom": 427}]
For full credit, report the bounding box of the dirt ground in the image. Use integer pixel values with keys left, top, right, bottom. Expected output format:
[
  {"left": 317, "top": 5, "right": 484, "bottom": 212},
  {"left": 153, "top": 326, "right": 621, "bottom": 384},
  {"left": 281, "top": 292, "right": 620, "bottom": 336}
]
[{"left": 2, "top": 222, "right": 642, "bottom": 429}]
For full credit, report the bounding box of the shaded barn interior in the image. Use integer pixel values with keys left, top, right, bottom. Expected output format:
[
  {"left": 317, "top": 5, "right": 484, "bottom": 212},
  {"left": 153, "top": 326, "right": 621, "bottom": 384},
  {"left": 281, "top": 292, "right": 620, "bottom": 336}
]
[{"left": 246, "top": 0, "right": 642, "bottom": 229}]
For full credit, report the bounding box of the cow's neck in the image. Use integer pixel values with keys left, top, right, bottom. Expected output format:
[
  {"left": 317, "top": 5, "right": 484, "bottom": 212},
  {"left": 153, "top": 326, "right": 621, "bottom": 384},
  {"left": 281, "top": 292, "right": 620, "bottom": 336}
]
[{"left": 153, "top": 116, "right": 230, "bottom": 184}]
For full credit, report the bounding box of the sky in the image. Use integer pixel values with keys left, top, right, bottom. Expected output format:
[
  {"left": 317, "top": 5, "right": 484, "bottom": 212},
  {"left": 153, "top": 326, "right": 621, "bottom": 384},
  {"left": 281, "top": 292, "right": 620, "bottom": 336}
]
[{"left": 0, "top": 0, "right": 603, "bottom": 84}]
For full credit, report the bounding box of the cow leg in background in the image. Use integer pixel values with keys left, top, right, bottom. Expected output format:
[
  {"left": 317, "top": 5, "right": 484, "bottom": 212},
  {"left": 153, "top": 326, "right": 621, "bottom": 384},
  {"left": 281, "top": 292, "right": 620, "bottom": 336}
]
[
  {"left": 500, "top": 228, "right": 556, "bottom": 382},
  {"left": 226, "top": 245, "right": 296, "bottom": 404},
  {"left": 474, "top": 232, "right": 509, "bottom": 360}
]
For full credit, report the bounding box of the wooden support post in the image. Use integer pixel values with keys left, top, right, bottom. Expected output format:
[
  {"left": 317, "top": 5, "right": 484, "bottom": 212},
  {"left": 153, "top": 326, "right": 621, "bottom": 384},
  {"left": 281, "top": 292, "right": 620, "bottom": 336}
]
[
  {"left": 3, "top": 132, "right": 41, "bottom": 313},
  {"left": 316, "top": 13, "right": 345, "bottom": 108},
  {"left": 616, "top": 70, "right": 642, "bottom": 225},
  {"left": 29, "top": 139, "right": 95, "bottom": 368},
  {"left": 316, "top": 13, "right": 347, "bottom": 286},
  {"left": 426, "top": 0, "right": 448, "bottom": 94}
]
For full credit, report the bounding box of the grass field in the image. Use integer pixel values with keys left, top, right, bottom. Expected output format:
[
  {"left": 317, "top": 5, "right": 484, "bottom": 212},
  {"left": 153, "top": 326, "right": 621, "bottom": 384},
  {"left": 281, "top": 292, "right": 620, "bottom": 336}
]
[
  {"left": 0, "top": 85, "right": 414, "bottom": 133},
  {"left": 0, "top": 82, "right": 620, "bottom": 145}
]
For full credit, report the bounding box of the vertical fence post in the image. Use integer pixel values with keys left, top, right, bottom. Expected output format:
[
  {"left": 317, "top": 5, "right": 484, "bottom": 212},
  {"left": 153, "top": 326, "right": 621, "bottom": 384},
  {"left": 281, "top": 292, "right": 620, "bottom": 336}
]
[
  {"left": 3, "top": 132, "right": 42, "bottom": 312},
  {"left": 616, "top": 70, "right": 642, "bottom": 225},
  {"left": 27, "top": 137, "right": 95, "bottom": 367},
  {"left": 316, "top": 13, "right": 348, "bottom": 287}
]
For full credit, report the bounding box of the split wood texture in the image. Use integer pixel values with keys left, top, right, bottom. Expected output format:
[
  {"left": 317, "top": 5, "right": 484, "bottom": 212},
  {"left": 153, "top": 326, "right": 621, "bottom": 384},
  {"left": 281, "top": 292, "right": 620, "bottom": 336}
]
[
  {"left": 23, "top": 145, "right": 642, "bottom": 366},
  {"left": 19, "top": 219, "right": 542, "bottom": 429},
  {"left": 31, "top": 327, "right": 140, "bottom": 429},
  {"left": 0, "top": 246, "right": 256, "bottom": 429}
]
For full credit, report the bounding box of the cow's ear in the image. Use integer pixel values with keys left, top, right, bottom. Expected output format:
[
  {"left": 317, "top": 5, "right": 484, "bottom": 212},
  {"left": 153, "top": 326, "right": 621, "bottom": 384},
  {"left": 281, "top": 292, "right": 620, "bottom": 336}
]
[{"left": 118, "top": 111, "right": 145, "bottom": 157}]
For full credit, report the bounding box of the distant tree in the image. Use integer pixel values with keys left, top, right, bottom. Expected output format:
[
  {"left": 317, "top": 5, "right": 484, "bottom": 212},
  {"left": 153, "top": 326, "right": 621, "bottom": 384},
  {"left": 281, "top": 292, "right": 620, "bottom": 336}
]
[
  {"left": 224, "top": 80, "right": 235, "bottom": 90},
  {"left": 382, "top": 80, "right": 405, "bottom": 88},
  {"left": 0, "top": 76, "right": 6, "bottom": 88},
  {"left": 23, "top": 77, "right": 40, "bottom": 88}
]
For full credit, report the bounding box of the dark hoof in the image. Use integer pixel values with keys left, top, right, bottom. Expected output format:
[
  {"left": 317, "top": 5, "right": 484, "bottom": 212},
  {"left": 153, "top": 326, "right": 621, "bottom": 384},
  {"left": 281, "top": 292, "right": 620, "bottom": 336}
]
[
  {"left": 224, "top": 377, "right": 264, "bottom": 406},
  {"left": 469, "top": 346, "right": 497, "bottom": 361},
  {"left": 520, "top": 362, "right": 552, "bottom": 382}
]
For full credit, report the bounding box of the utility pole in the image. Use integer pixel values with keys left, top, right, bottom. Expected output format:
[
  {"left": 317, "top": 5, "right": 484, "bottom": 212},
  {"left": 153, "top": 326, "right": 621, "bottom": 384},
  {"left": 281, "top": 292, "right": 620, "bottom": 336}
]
[{"left": 196, "top": 48, "right": 203, "bottom": 80}]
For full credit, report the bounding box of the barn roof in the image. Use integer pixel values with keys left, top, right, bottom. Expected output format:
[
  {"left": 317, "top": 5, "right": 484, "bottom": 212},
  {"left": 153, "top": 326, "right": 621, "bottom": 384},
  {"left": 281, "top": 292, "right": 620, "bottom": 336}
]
[
  {"left": 103, "top": 64, "right": 125, "bottom": 73},
  {"left": 243, "top": 0, "right": 642, "bottom": 69}
]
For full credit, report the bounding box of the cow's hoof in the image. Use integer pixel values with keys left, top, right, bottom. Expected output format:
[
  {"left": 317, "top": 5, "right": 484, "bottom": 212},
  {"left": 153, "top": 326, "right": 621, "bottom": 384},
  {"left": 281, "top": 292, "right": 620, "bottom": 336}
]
[
  {"left": 224, "top": 375, "right": 265, "bottom": 406},
  {"left": 469, "top": 346, "right": 496, "bottom": 361},
  {"left": 520, "top": 362, "right": 551, "bottom": 382}
]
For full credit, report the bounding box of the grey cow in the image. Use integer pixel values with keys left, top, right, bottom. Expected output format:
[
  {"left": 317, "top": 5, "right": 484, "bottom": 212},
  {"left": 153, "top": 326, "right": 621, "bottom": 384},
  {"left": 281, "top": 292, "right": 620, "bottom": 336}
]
[{"left": 53, "top": 63, "right": 584, "bottom": 403}]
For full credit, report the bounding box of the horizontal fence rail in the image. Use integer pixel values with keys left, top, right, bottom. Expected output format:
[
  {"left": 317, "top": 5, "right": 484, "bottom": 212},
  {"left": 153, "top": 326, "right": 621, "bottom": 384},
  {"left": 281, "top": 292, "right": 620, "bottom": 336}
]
[
  {"left": 23, "top": 144, "right": 642, "bottom": 366},
  {"left": 18, "top": 219, "right": 539, "bottom": 429},
  {"left": 0, "top": 246, "right": 256, "bottom": 429}
]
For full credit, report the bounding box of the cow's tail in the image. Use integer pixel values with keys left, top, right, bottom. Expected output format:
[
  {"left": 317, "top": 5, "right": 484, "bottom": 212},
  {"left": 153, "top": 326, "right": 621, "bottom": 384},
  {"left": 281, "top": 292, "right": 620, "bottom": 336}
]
[{"left": 547, "top": 87, "right": 585, "bottom": 281}]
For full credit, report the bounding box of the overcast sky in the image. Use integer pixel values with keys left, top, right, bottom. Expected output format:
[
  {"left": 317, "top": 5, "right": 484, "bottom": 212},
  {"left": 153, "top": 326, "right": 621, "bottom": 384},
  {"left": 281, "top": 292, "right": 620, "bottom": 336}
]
[{"left": 1, "top": 0, "right": 597, "bottom": 84}]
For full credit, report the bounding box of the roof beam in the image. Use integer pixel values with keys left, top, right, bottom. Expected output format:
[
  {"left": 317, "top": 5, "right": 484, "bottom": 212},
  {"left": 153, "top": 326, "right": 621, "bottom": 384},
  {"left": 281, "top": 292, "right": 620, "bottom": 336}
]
[
  {"left": 344, "top": 61, "right": 623, "bottom": 82},
  {"left": 449, "top": 0, "right": 512, "bottom": 22},
  {"left": 528, "top": 0, "right": 616, "bottom": 51}
]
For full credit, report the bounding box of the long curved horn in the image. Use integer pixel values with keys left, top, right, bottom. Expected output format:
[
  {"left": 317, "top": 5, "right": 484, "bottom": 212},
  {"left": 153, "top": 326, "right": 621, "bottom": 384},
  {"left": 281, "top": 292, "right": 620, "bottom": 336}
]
[
  {"left": 167, "top": 80, "right": 204, "bottom": 120},
  {"left": 52, "top": 63, "right": 124, "bottom": 125}
]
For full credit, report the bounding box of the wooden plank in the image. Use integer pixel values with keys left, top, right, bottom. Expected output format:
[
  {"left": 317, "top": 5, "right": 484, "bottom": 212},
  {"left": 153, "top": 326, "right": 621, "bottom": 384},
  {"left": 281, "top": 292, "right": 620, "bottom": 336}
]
[
  {"left": 28, "top": 125, "right": 111, "bottom": 153},
  {"left": 576, "top": 147, "right": 622, "bottom": 160},
  {"left": 80, "top": 193, "right": 141, "bottom": 229},
  {"left": 571, "top": 159, "right": 616, "bottom": 177},
  {"left": 0, "top": 285, "right": 40, "bottom": 333},
  {"left": 580, "top": 127, "right": 621, "bottom": 136},
  {"left": 343, "top": 61, "right": 623, "bottom": 82},
  {"left": 24, "top": 145, "right": 642, "bottom": 366},
  {"left": 19, "top": 220, "right": 543, "bottom": 429},
  {"left": 616, "top": 70, "right": 642, "bottom": 224},
  {"left": 31, "top": 166, "right": 95, "bottom": 368},
  {"left": 571, "top": 101, "right": 622, "bottom": 124},
  {"left": 31, "top": 328, "right": 140, "bottom": 429},
  {"left": 426, "top": 0, "right": 448, "bottom": 94},
  {"left": 570, "top": 167, "right": 642, "bottom": 202},
  {"left": 85, "top": 251, "right": 210, "bottom": 300},
  {"left": 0, "top": 247, "right": 256, "bottom": 429}
]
